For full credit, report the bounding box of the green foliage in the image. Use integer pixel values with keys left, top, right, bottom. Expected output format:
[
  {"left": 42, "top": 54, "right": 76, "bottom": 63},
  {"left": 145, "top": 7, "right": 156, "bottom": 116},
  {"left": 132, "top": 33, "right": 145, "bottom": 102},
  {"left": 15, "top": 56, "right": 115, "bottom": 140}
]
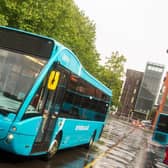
[
  {"left": 97, "top": 51, "right": 126, "bottom": 107},
  {"left": 0, "top": 0, "right": 126, "bottom": 108},
  {"left": 105, "top": 51, "right": 126, "bottom": 79},
  {"left": 0, "top": 14, "right": 7, "bottom": 25},
  {"left": 0, "top": 0, "right": 99, "bottom": 74}
]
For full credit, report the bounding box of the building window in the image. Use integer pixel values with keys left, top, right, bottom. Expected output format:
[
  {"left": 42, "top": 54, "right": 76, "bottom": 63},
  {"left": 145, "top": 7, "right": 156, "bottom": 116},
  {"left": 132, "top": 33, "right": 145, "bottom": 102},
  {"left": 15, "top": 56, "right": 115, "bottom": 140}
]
[
  {"left": 131, "top": 97, "right": 134, "bottom": 103},
  {"left": 136, "top": 80, "right": 139, "bottom": 85}
]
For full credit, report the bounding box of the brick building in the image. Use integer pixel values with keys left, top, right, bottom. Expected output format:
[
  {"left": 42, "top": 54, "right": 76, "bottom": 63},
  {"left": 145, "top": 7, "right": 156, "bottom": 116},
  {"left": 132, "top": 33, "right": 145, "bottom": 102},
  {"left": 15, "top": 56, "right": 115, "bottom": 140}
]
[{"left": 117, "top": 69, "right": 143, "bottom": 119}]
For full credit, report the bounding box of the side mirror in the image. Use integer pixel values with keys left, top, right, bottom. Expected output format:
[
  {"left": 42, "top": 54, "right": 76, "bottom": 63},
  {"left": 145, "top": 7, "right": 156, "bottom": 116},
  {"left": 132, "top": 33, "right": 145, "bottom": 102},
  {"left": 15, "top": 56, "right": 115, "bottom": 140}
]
[{"left": 47, "top": 71, "right": 60, "bottom": 90}]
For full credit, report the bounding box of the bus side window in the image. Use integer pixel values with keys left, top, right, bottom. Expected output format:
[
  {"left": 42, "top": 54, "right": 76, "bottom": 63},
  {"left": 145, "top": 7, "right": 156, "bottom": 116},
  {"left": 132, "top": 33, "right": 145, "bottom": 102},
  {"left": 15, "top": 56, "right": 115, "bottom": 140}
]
[
  {"left": 22, "top": 85, "right": 45, "bottom": 119},
  {"left": 31, "top": 93, "right": 40, "bottom": 108},
  {"left": 60, "top": 74, "right": 109, "bottom": 122}
]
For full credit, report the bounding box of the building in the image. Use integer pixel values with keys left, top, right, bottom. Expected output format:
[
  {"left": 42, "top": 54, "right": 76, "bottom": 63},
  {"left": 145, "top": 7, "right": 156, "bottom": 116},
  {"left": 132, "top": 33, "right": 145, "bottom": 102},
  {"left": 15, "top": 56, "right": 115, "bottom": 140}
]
[
  {"left": 134, "top": 62, "right": 165, "bottom": 120},
  {"left": 153, "top": 72, "right": 168, "bottom": 128},
  {"left": 117, "top": 69, "right": 143, "bottom": 119}
]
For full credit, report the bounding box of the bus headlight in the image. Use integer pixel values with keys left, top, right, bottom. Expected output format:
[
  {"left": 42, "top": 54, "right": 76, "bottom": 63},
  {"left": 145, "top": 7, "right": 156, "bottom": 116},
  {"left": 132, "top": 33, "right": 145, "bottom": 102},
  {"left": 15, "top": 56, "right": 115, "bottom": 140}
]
[
  {"left": 12, "top": 126, "right": 17, "bottom": 131},
  {"left": 6, "top": 134, "right": 14, "bottom": 144}
]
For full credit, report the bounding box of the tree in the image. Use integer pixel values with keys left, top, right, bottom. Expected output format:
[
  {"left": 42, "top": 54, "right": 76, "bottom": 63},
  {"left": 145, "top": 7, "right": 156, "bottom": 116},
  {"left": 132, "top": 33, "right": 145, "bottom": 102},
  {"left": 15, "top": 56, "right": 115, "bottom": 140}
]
[
  {"left": 0, "top": 14, "right": 7, "bottom": 25},
  {"left": 0, "top": 0, "right": 100, "bottom": 74},
  {"left": 105, "top": 51, "right": 126, "bottom": 79},
  {"left": 0, "top": 1, "right": 127, "bottom": 107},
  {"left": 97, "top": 51, "right": 126, "bottom": 107}
]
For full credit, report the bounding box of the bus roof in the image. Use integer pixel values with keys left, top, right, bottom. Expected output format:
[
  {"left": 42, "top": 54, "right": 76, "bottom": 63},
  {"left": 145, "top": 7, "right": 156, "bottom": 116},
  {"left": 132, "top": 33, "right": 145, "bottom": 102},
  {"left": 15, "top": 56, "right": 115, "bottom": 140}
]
[
  {"left": 0, "top": 26, "right": 112, "bottom": 97},
  {"left": 55, "top": 45, "right": 112, "bottom": 97}
]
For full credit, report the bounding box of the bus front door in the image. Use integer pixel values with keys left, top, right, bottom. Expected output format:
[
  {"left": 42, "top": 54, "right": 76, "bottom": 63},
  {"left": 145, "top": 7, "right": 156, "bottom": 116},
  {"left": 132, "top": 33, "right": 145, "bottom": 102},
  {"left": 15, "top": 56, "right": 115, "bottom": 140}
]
[{"left": 31, "top": 68, "right": 67, "bottom": 154}]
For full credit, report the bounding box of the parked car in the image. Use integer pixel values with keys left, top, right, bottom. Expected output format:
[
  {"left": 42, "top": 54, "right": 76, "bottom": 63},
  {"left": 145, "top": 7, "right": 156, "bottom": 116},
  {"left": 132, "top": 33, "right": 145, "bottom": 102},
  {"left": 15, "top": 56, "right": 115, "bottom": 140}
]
[{"left": 141, "top": 120, "right": 152, "bottom": 129}]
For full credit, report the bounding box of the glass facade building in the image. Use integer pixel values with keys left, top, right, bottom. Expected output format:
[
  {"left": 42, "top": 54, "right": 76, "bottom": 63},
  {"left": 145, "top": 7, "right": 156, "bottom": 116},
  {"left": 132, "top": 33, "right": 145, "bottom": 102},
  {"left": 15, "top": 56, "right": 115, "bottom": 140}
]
[{"left": 134, "top": 62, "right": 165, "bottom": 119}]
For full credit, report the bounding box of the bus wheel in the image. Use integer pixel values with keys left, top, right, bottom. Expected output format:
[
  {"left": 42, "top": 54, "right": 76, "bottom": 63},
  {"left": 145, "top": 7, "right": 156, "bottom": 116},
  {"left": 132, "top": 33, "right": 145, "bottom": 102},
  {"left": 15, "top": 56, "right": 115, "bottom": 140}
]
[
  {"left": 85, "top": 131, "right": 96, "bottom": 149},
  {"left": 44, "top": 134, "right": 61, "bottom": 161}
]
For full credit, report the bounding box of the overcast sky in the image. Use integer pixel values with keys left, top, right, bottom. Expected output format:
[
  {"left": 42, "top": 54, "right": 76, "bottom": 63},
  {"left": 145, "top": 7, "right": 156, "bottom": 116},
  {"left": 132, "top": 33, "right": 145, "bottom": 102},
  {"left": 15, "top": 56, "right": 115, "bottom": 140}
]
[{"left": 74, "top": 0, "right": 168, "bottom": 72}]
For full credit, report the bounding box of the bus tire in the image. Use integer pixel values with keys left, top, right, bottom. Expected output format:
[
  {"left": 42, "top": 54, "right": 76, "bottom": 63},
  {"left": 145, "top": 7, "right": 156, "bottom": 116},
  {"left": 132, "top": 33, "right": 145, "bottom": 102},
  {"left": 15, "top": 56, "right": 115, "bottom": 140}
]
[
  {"left": 85, "top": 131, "right": 96, "bottom": 149},
  {"left": 43, "top": 133, "right": 61, "bottom": 161}
]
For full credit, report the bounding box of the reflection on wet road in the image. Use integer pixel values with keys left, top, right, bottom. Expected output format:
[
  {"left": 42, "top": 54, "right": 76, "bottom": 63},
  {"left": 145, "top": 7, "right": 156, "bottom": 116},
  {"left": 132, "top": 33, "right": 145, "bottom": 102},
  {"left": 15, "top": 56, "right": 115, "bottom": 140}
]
[
  {"left": 144, "top": 139, "right": 167, "bottom": 168},
  {"left": 0, "top": 146, "right": 91, "bottom": 168}
]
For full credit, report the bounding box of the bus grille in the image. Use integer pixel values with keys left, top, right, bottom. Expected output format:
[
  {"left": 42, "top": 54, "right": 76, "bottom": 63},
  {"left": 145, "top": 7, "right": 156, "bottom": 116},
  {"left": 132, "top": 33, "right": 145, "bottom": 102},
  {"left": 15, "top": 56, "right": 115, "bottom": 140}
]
[{"left": 154, "top": 133, "right": 167, "bottom": 144}]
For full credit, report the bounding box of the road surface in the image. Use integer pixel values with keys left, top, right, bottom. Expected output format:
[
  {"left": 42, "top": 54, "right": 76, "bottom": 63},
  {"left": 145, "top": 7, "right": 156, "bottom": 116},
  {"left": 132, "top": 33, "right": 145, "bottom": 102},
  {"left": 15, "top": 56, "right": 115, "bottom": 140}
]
[{"left": 0, "top": 116, "right": 166, "bottom": 168}]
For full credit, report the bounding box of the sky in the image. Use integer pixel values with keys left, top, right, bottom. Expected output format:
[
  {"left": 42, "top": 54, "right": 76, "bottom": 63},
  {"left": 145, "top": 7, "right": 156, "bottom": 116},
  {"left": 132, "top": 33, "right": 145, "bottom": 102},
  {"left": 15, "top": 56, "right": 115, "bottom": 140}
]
[{"left": 74, "top": 0, "right": 168, "bottom": 72}]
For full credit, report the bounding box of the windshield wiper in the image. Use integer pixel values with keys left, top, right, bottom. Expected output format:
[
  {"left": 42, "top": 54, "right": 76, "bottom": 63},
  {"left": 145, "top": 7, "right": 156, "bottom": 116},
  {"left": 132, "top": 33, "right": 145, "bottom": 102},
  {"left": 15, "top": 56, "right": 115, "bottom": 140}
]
[
  {"left": 0, "top": 108, "right": 9, "bottom": 116},
  {"left": 0, "top": 105, "right": 16, "bottom": 115},
  {"left": 3, "top": 92, "right": 21, "bottom": 101}
]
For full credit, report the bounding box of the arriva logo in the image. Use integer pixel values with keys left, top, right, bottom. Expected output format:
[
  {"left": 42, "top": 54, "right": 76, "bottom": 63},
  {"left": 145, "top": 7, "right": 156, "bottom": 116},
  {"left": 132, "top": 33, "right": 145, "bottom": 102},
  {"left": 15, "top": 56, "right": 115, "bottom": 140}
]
[{"left": 75, "top": 125, "right": 89, "bottom": 131}]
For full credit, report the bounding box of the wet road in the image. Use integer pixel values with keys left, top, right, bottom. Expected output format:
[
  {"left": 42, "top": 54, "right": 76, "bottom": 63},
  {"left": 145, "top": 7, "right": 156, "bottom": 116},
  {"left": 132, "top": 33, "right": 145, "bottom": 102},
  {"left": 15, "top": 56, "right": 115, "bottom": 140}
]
[
  {"left": 144, "top": 137, "right": 167, "bottom": 168},
  {"left": 85, "top": 119, "right": 149, "bottom": 168},
  {"left": 0, "top": 117, "right": 164, "bottom": 168},
  {"left": 0, "top": 146, "right": 90, "bottom": 168}
]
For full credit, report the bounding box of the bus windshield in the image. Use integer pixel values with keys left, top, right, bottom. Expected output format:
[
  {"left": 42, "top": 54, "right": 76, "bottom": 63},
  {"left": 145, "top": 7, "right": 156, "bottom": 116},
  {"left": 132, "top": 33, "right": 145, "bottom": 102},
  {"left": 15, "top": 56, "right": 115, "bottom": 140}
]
[
  {"left": 0, "top": 48, "right": 46, "bottom": 114},
  {"left": 157, "top": 115, "right": 168, "bottom": 133}
]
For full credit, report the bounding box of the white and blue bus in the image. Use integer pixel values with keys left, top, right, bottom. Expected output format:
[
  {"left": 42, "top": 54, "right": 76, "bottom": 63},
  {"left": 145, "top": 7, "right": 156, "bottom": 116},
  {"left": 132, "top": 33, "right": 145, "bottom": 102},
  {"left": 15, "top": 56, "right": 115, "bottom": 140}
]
[{"left": 0, "top": 26, "right": 112, "bottom": 160}]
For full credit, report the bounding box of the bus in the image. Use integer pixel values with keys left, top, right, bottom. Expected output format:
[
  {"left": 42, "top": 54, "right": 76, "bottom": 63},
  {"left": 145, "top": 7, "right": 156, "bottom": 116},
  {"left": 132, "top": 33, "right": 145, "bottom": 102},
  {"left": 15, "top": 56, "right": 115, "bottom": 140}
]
[
  {"left": 152, "top": 113, "right": 168, "bottom": 165},
  {"left": 152, "top": 113, "right": 168, "bottom": 145},
  {"left": 0, "top": 26, "right": 112, "bottom": 160}
]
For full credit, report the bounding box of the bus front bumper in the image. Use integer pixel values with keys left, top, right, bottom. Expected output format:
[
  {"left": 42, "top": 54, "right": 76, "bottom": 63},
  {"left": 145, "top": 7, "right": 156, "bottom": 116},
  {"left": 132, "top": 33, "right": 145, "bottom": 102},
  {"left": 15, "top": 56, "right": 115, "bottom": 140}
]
[{"left": 0, "top": 132, "right": 35, "bottom": 156}]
